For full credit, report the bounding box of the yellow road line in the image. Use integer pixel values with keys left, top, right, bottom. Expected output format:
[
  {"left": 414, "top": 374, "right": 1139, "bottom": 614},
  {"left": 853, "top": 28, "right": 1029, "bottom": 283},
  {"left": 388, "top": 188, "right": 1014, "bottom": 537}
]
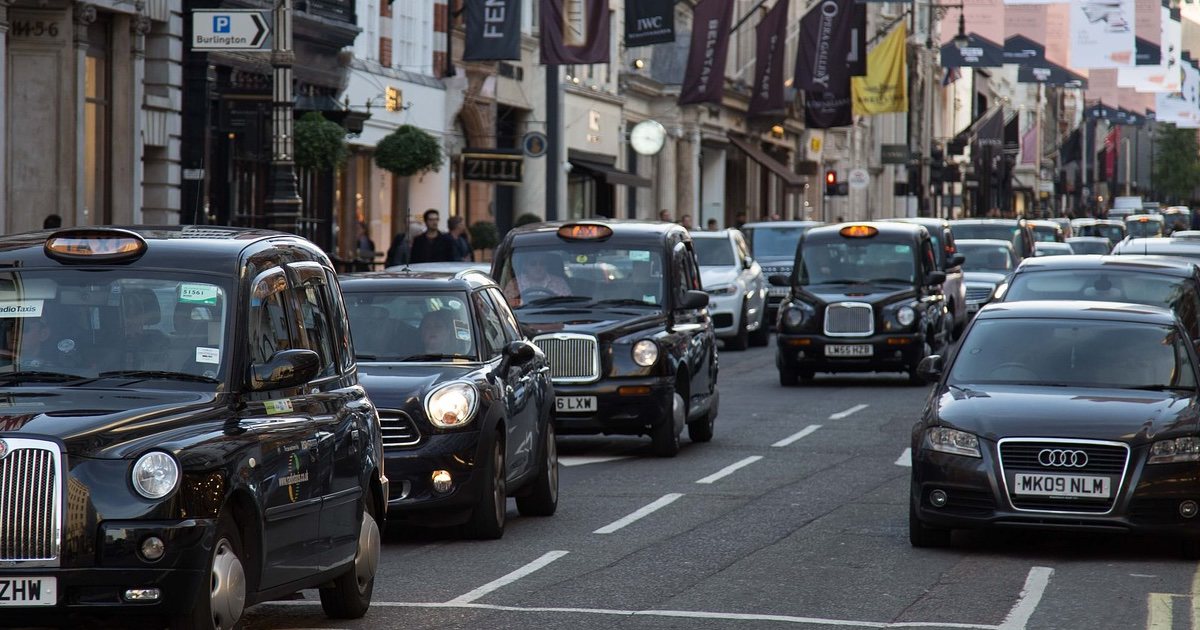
[{"left": 1147, "top": 593, "right": 1173, "bottom": 630}]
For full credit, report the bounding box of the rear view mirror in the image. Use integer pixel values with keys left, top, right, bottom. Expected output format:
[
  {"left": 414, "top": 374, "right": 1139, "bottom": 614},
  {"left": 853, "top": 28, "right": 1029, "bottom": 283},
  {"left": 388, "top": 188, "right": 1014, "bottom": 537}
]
[
  {"left": 249, "top": 349, "right": 320, "bottom": 391},
  {"left": 768, "top": 274, "right": 790, "bottom": 287},
  {"left": 679, "top": 290, "right": 710, "bottom": 310},
  {"left": 917, "top": 355, "right": 944, "bottom": 383}
]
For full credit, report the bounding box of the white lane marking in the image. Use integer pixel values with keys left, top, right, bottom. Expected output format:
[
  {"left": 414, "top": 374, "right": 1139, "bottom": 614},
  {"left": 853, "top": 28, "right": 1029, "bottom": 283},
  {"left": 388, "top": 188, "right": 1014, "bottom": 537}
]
[
  {"left": 1129, "top": 574, "right": 1157, "bottom": 578},
  {"left": 559, "top": 455, "right": 633, "bottom": 467},
  {"left": 772, "top": 424, "right": 821, "bottom": 448},
  {"left": 896, "top": 448, "right": 912, "bottom": 467},
  {"left": 829, "top": 404, "right": 869, "bottom": 420},
  {"left": 1145, "top": 592, "right": 1173, "bottom": 630},
  {"left": 997, "top": 566, "right": 1053, "bottom": 630},
  {"left": 594, "top": 493, "right": 683, "bottom": 534},
  {"left": 696, "top": 456, "right": 764, "bottom": 485},
  {"left": 445, "top": 551, "right": 569, "bottom": 604}
]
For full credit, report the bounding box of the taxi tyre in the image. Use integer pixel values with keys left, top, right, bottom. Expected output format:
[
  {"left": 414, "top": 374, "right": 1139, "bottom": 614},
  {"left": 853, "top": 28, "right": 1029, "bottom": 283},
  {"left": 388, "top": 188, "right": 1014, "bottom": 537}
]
[
  {"left": 726, "top": 302, "right": 749, "bottom": 351},
  {"left": 465, "top": 432, "right": 506, "bottom": 539},
  {"left": 908, "top": 497, "right": 951, "bottom": 548},
  {"left": 687, "top": 389, "right": 717, "bottom": 443},
  {"left": 171, "top": 513, "right": 246, "bottom": 630},
  {"left": 749, "top": 302, "right": 770, "bottom": 347},
  {"left": 779, "top": 366, "right": 798, "bottom": 387},
  {"left": 652, "top": 388, "right": 685, "bottom": 457},
  {"left": 515, "top": 422, "right": 559, "bottom": 517},
  {"left": 319, "top": 496, "right": 380, "bottom": 619}
]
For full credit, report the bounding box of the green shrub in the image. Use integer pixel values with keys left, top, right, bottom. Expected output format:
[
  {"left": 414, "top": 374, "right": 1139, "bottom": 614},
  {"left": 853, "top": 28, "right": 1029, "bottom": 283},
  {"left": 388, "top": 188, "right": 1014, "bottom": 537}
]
[
  {"left": 293, "top": 112, "right": 348, "bottom": 171},
  {"left": 469, "top": 221, "right": 500, "bottom": 251},
  {"left": 375, "top": 125, "right": 443, "bottom": 176},
  {"left": 514, "top": 212, "right": 543, "bottom": 227}
]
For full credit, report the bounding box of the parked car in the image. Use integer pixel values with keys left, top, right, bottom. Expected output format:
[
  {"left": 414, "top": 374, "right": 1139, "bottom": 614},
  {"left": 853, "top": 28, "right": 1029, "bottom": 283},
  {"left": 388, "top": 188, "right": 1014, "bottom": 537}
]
[
  {"left": 1112, "top": 237, "right": 1200, "bottom": 260},
  {"left": 739, "top": 221, "right": 824, "bottom": 322},
  {"left": 954, "top": 239, "right": 1018, "bottom": 316},
  {"left": 690, "top": 230, "right": 768, "bottom": 350},
  {"left": 771, "top": 223, "right": 952, "bottom": 385},
  {"left": 1072, "top": 218, "right": 1127, "bottom": 247},
  {"left": 1124, "top": 213, "right": 1165, "bottom": 239},
  {"left": 1028, "top": 219, "right": 1065, "bottom": 242},
  {"left": 491, "top": 221, "right": 719, "bottom": 457},
  {"left": 1066, "top": 236, "right": 1113, "bottom": 255},
  {"left": 340, "top": 269, "right": 557, "bottom": 538},
  {"left": 1033, "top": 241, "right": 1074, "bottom": 257},
  {"left": 910, "top": 300, "right": 1200, "bottom": 553},
  {"left": 0, "top": 226, "right": 386, "bottom": 627},
  {"left": 884, "top": 217, "right": 968, "bottom": 339},
  {"left": 949, "top": 219, "right": 1036, "bottom": 259}
]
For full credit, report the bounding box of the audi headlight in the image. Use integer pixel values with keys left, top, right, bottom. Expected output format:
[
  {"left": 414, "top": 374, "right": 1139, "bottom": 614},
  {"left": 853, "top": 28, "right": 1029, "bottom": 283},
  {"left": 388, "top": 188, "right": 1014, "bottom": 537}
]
[
  {"left": 425, "top": 382, "right": 479, "bottom": 428},
  {"left": 783, "top": 307, "right": 806, "bottom": 328},
  {"left": 633, "top": 339, "right": 659, "bottom": 367},
  {"left": 1149, "top": 437, "right": 1200, "bottom": 464},
  {"left": 132, "top": 451, "right": 180, "bottom": 500},
  {"left": 706, "top": 284, "right": 737, "bottom": 296},
  {"left": 896, "top": 306, "right": 916, "bottom": 326},
  {"left": 925, "top": 427, "right": 981, "bottom": 458}
]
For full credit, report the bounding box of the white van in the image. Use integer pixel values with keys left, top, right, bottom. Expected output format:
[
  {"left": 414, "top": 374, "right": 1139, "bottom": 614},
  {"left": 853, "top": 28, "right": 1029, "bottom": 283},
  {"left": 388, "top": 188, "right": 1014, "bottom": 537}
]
[{"left": 1109, "top": 196, "right": 1144, "bottom": 220}]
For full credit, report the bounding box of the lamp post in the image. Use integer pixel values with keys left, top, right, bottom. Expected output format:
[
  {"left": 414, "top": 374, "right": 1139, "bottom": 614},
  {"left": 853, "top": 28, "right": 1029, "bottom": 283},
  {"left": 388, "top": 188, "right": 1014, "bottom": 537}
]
[
  {"left": 263, "top": 0, "right": 301, "bottom": 233},
  {"left": 923, "top": 3, "right": 968, "bottom": 218},
  {"left": 1121, "top": 136, "right": 1132, "bottom": 196}
]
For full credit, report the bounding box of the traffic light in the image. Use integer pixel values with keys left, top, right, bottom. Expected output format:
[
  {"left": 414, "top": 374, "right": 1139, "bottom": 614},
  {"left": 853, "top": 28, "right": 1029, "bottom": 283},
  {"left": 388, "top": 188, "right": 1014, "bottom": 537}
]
[
  {"left": 825, "top": 170, "right": 837, "bottom": 196},
  {"left": 930, "top": 146, "right": 945, "bottom": 183}
]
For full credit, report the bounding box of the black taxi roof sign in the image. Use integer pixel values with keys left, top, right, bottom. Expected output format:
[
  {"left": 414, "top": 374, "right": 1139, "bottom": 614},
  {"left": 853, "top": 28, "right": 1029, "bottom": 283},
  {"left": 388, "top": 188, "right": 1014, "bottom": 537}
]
[
  {"left": 839, "top": 225, "right": 878, "bottom": 238},
  {"left": 45, "top": 228, "right": 148, "bottom": 262},
  {"left": 557, "top": 224, "right": 613, "bottom": 240}
]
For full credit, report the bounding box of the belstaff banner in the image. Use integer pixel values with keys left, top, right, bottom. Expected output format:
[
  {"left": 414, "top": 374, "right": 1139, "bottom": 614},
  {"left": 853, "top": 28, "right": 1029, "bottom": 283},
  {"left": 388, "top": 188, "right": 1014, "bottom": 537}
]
[
  {"left": 464, "top": 0, "right": 522, "bottom": 61},
  {"left": 540, "top": 0, "right": 611, "bottom": 65},
  {"left": 678, "top": 0, "right": 735, "bottom": 105},
  {"left": 851, "top": 23, "right": 907, "bottom": 115},
  {"left": 795, "top": 0, "right": 860, "bottom": 94},
  {"left": 625, "top": 0, "right": 675, "bottom": 48},
  {"left": 748, "top": 0, "right": 789, "bottom": 116}
]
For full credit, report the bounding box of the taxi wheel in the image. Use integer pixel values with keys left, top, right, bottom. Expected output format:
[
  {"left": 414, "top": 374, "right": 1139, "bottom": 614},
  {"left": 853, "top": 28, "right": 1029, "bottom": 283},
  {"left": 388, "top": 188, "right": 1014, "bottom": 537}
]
[
  {"left": 319, "top": 496, "right": 380, "bottom": 619},
  {"left": 688, "top": 389, "right": 717, "bottom": 443},
  {"left": 652, "top": 392, "right": 684, "bottom": 457},
  {"left": 516, "top": 422, "right": 559, "bottom": 517},
  {"left": 908, "top": 500, "right": 951, "bottom": 548},
  {"left": 779, "top": 366, "right": 799, "bottom": 387},
  {"left": 466, "top": 435, "right": 507, "bottom": 539},
  {"left": 171, "top": 513, "right": 246, "bottom": 630}
]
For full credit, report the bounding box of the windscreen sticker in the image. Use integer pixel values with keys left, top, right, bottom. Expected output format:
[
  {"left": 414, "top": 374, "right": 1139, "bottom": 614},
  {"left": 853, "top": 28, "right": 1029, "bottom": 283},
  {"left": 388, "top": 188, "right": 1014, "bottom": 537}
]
[
  {"left": 454, "top": 320, "right": 472, "bottom": 341},
  {"left": 264, "top": 399, "right": 293, "bottom": 415},
  {"left": 0, "top": 300, "right": 44, "bottom": 318},
  {"left": 576, "top": 254, "right": 590, "bottom": 263},
  {"left": 196, "top": 347, "right": 220, "bottom": 364},
  {"left": 180, "top": 284, "right": 220, "bottom": 305},
  {"left": 643, "top": 295, "right": 657, "bottom": 304},
  {"left": 630, "top": 250, "right": 651, "bottom": 262},
  {"left": 57, "top": 339, "right": 75, "bottom": 353}
]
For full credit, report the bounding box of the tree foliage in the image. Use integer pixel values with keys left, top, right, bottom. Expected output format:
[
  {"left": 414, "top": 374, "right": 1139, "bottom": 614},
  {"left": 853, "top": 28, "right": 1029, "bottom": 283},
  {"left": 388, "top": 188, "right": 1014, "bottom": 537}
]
[
  {"left": 293, "top": 112, "right": 348, "bottom": 172},
  {"left": 469, "top": 221, "right": 500, "bottom": 251},
  {"left": 514, "top": 212, "right": 543, "bottom": 227},
  {"left": 1153, "top": 125, "right": 1200, "bottom": 203},
  {"left": 375, "top": 125, "right": 444, "bottom": 177}
]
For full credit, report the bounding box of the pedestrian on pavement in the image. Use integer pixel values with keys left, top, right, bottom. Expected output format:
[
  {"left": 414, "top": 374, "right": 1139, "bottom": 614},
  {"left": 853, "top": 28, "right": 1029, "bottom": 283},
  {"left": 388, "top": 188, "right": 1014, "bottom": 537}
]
[
  {"left": 659, "top": 209, "right": 672, "bottom": 222},
  {"left": 734, "top": 212, "right": 747, "bottom": 229},
  {"left": 410, "top": 209, "right": 455, "bottom": 263},
  {"left": 448, "top": 216, "right": 473, "bottom": 262},
  {"left": 385, "top": 224, "right": 411, "bottom": 267},
  {"left": 706, "top": 218, "right": 718, "bottom": 231},
  {"left": 680, "top": 214, "right": 694, "bottom": 230}
]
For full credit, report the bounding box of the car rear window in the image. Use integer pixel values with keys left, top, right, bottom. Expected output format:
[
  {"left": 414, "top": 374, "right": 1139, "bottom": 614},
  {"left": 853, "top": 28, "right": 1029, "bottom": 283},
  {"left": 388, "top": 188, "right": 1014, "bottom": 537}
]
[
  {"left": 691, "top": 237, "right": 736, "bottom": 266},
  {"left": 1005, "top": 270, "right": 1189, "bottom": 309}
]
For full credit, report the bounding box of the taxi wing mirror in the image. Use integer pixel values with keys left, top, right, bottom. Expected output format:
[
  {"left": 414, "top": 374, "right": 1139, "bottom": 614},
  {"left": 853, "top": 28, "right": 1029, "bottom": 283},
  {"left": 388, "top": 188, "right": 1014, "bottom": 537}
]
[
  {"left": 948, "top": 253, "right": 966, "bottom": 268},
  {"left": 768, "top": 274, "right": 790, "bottom": 287},
  {"left": 501, "top": 340, "right": 537, "bottom": 370},
  {"left": 249, "top": 349, "right": 321, "bottom": 391},
  {"left": 678, "top": 290, "right": 710, "bottom": 310},
  {"left": 926, "top": 270, "right": 947, "bottom": 286},
  {"left": 917, "top": 355, "right": 944, "bottom": 383}
]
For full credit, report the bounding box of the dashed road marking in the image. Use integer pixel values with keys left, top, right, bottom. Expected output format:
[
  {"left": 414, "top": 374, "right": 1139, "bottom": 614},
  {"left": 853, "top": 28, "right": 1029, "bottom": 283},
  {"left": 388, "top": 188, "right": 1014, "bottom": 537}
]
[
  {"left": 896, "top": 447, "right": 912, "bottom": 467},
  {"left": 446, "top": 550, "right": 570, "bottom": 604},
  {"left": 594, "top": 493, "right": 684, "bottom": 534},
  {"left": 696, "top": 456, "right": 764, "bottom": 484},
  {"left": 772, "top": 424, "right": 821, "bottom": 447},
  {"left": 829, "top": 404, "right": 869, "bottom": 420},
  {"left": 559, "top": 455, "right": 634, "bottom": 467}
]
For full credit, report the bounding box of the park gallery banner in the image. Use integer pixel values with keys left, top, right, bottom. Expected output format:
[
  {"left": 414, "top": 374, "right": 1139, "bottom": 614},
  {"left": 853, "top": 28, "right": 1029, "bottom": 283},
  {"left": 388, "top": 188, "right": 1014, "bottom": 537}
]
[
  {"left": 679, "top": 0, "right": 735, "bottom": 105},
  {"left": 625, "top": 0, "right": 675, "bottom": 48},
  {"left": 540, "top": 0, "right": 610, "bottom": 65},
  {"left": 464, "top": 0, "right": 522, "bottom": 61},
  {"left": 748, "top": 0, "right": 789, "bottom": 115},
  {"left": 794, "top": 0, "right": 864, "bottom": 95},
  {"left": 851, "top": 23, "right": 907, "bottom": 115},
  {"left": 1069, "top": 0, "right": 1134, "bottom": 69}
]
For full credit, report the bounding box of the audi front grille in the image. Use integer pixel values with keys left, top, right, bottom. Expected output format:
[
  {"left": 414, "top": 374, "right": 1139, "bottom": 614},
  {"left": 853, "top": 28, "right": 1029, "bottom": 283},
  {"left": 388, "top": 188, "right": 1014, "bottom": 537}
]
[
  {"left": 998, "top": 438, "right": 1129, "bottom": 514},
  {"left": 532, "top": 333, "right": 600, "bottom": 383},
  {"left": 824, "top": 302, "right": 873, "bottom": 337},
  {"left": 0, "top": 437, "right": 63, "bottom": 565},
  {"left": 378, "top": 410, "right": 420, "bottom": 448}
]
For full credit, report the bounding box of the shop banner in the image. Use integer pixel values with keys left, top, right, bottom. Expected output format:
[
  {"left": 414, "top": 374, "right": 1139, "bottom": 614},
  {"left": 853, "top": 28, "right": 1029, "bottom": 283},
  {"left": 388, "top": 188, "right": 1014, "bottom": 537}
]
[
  {"left": 794, "top": 0, "right": 860, "bottom": 94},
  {"left": 1118, "top": 5, "right": 1180, "bottom": 92},
  {"left": 805, "top": 91, "right": 852, "bottom": 129},
  {"left": 464, "top": 0, "right": 523, "bottom": 61},
  {"left": 540, "top": 0, "right": 611, "bottom": 65},
  {"left": 679, "top": 0, "right": 735, "bottom": 105},
  {"left": 625, "top": 0, "right": 675, "bottom": 48},
  {"left": 748, "top": 0, "right": 789, "bottom": 115},
  {"left": 942, "top": 33, "right": 1005, "bottom": 68},
  {"left": 851, "top": 23, "right": 907, "bottom": 115},
  {"left": 1069, "top": 0, "right": 1134, "bottom": 69}
]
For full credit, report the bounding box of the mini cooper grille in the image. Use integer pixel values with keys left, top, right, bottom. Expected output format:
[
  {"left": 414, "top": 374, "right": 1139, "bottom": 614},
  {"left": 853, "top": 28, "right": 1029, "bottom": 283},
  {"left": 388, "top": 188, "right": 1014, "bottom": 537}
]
[
  {"left": 999, "top": 440, "right": 1129, "bottom": 513},
  {"left": 0, "top": 442, "right": 61, "bottom": 562},
  {"left": 379, "top": 411, "right": 420, "bottom": 448},
  {"left": 533, "top": 334, "right": 600, "bottom": 383},
  {"left": 965, "top": 285, "right": 994, "bottom": 303},
  {"left": 824, "top": 303, "right": 873, "bottom": 336}
]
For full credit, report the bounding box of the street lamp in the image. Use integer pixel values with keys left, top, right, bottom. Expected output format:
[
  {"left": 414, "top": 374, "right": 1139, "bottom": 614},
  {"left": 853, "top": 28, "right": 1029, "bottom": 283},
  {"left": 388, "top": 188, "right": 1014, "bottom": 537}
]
[
  {"left": 921, "top": 2, "right": 967, "bottom": 218},
  {"left": 1121, "top": 136, "right": 1132, "bottom": 196}
]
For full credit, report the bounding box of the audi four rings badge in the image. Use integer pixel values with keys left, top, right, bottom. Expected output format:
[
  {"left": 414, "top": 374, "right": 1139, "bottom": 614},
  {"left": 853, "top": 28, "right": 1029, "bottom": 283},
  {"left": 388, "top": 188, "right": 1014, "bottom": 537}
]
[{"left": 1038, "top": 448, "right": 1088, "bottom": 468}]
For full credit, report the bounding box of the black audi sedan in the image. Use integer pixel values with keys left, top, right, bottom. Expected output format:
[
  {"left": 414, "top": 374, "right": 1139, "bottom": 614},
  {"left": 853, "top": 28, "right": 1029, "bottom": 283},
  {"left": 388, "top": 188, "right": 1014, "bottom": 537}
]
[
  {"left": 910, "top": 301, "right": 1200, "bottom": 551},
  {"left": 340, "top": 269, "right": 557, "bottom": 539},
  {"left": 0, "top": 226, "right": 386, "bottom": 628}
]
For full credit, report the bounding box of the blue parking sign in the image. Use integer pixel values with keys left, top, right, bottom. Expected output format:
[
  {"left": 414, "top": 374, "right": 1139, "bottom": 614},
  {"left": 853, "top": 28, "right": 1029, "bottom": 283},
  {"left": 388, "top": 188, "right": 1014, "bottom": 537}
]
[{"left": 213, "top": 15, "right": 230, "bottom": 33}]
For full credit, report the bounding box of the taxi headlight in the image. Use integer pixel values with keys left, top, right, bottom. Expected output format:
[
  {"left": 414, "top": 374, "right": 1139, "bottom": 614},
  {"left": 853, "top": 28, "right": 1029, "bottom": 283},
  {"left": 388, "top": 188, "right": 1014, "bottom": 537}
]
[
  {"left": 632, "top": 340, "right": 659, "bottom": 367},
  {"left": 1149, "top": 437, "right": 1200, "bottom": 464},
  {"left": 425, "top": 382, "right": 479, "bottom": 428},
  {"left": 783, "top": 307, "right": 806, "bottom": 328},
  {"left": 132, "top": 451, "right": 180, "bottom": 500},
  {"left": 925, "top": 427, "right": 981, "bottom": 458},
  {"left": 706, "top": 284, "right": 738, "bottom": 296},
  {"left": 896, "top": 306, "right": 916, "bottom": 326}
]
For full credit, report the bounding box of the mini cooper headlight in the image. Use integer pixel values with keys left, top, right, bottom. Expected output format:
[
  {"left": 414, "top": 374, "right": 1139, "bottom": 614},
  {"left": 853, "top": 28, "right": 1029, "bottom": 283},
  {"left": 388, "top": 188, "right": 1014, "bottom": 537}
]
[
  {"left": 925, "top": 427, "right": 982, "bottom": 458},
  {"left": 706, "top": 284, "right": 738, "bottom": 296},
  {"left": 992, "top": 282, "right": 1009, "bottom": 301},
  {"left": 425, "top": 382, "right": 479, "bottom": 428},
  {"left": 1149, "top": 437, "right": 1200, "bottom": 464},
  {"left": 132, "top": 451, "right": 180, "bottom": 500},
  {"left": 896, "top": 306, "right": 916, "bottom": 326},
  {"left": 783, "top": 307, "right": 806, "bottom": 328},
  {"left": 633, "top": 339, "right": 659, "bottom": 367}
]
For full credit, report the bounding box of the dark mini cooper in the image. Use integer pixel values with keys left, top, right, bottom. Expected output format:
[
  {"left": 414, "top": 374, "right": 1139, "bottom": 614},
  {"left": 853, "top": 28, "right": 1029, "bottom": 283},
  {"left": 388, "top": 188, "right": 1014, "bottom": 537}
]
[
  {"left": 492, "top": 221, "right": 719, "bottom": 457},
  {"left": 0, "top": 227, "right": 386, "bottom": 628},
  {"left": 340, "top": 269, "right": 557, "bottom": 539},
  {"left": 910, "top": 301, "right": 1200, "bottom": 552},
  {"left": 772, "top": 223, "right": 952, "bottom": 385}
]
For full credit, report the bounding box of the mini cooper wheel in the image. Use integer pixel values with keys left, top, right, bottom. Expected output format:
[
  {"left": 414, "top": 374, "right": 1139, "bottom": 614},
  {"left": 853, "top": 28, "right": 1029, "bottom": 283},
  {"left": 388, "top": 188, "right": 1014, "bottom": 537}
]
[
  {"left": 908, "top": 499, "right": 951, "bottom": 548},
  {"left": 466, "top": 434, "right": 507, "bottom": 539},
  {"left": 319, "top": 496, "right": 381, "bottom": 619},
  {"left": 652, "top": 391, "right": 685, "bottom": 457},
  {"left": 172, "top": 514, "right": 246, "bottom": 630},
  {"left": 516, "top": 422, "right": 559, "bottom": 517}
]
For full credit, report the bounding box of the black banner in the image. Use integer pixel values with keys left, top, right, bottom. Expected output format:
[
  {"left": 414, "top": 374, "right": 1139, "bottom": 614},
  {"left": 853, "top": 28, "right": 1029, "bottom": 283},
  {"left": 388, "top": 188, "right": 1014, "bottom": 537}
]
[
  {"left": 625, "top": 0, "right": 674, "bottom": 48},
  {"left": 748, "top": 0, "right": 788, "bottom": 116},
  {"left": 942, "top": 33, "right": 1005, "bottom": 68},
  {"left": 464, "top": 0, "right": 522, "bottom": 61},
  {"left": 794, "top": 0, "right": 860, "bottom": 95},
  {"left": 804, "top": 91, "right": 852, "bottom": 129},
  {"left": 679, "top": 0, "right": 735, "bottom": 105},
  {"left": 540, "top": 0, "right": 611, "bottom": 65},
  {"left": 463, "top": 150, "right": 524, "bottom": 185}
]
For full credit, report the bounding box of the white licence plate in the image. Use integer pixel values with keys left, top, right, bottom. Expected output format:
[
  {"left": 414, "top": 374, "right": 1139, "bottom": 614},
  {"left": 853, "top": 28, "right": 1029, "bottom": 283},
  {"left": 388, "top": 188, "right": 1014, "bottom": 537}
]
[
  {"left": 825, "top": 344, "right": 873, "bottom": 357},
  {"left": 556, "top": 396, "right": 597, "bottom": 413},
  {"left": 0, "top": 577, "right": 56, "bottom": 606},
  {"left": 1013, "top": 473, "right": 1111, "bottom": 498}
]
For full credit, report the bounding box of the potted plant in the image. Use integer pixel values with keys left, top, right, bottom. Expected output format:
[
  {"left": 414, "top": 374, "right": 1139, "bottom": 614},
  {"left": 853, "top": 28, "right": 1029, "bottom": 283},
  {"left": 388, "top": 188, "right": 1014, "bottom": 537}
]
[
  {"left": 375, "top": 125, "right": 444, "bottom": 176},
  {"left": 293, "top": 112, "right": 348, "bottom": 172}
]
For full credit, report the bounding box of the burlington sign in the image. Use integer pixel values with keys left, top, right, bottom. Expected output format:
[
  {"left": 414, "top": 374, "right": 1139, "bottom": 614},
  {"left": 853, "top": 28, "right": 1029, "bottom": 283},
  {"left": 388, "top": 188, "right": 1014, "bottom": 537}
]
[{"left": 191, "top": 10, "right": 271, "bottom": 51}]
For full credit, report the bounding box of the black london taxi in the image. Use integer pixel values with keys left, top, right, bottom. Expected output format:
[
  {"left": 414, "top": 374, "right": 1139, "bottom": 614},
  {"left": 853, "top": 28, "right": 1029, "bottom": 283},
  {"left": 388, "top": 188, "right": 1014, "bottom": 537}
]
[
  {"left": 0, "top": 227, "right": 386, "bottom": 628},
  {"left": 491, "top": 221, "right": 719, "bottom": 457},
  {"left": 883, "top": 217, "right": 968, "bottom": 339},
  {"left": 340, "top": 269, "right": 557, "bottom": 539},
  {"left": 771, "top": 223, "right": 952, "bottom": 385}
]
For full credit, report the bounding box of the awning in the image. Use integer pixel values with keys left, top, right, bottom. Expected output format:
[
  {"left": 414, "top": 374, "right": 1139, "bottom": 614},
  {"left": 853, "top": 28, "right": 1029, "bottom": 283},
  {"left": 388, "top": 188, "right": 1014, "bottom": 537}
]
[
  {"left": 727, "top": 135, "right": 805, "bottom": 189},
  {"left": 568, "top": 150, "right": 651, "bottom": 187}
]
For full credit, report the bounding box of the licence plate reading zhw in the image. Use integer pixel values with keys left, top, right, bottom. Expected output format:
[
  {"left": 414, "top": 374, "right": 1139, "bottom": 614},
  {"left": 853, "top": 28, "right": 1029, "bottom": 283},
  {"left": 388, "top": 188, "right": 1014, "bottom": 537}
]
[
  {"left": 0, "top": 577, "right": 56, "bottom": 606},
  {"left": 1013, "top": 473, "right": 1110, "bottom": 498},
  {"left": 825, "top": 344, "right": 873, "bottom": 357},
  {"left": 556, "top": 396, "right": 597, "bottom": 413}
]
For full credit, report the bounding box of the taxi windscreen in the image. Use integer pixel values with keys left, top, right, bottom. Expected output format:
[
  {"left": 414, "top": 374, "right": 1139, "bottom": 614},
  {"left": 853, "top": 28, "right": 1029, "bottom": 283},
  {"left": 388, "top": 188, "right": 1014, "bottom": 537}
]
[
  {"left": 496, "top": 245, "right": 666, "bottom": 308},
  {"left": 1126, "top": 219, "right": 1163, "bottom": 238},
  {"left": 742, "top": 226, "right": 807, "bottom": 259},
  {"left": 344, "top": 291, "right": 478, "bottom": 362},
  {"left": 798, "top": 240, "right": 915, "bottom": 285},
  {"left": 0, "top": 270, "right": 230, "bottom": 384}
]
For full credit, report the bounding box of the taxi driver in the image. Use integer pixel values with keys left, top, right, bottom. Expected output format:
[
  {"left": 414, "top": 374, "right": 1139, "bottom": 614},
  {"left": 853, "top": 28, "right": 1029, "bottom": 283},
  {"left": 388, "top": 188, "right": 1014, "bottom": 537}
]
[{"left": 504, "top": 252, "right": 570, "bottom": 306}]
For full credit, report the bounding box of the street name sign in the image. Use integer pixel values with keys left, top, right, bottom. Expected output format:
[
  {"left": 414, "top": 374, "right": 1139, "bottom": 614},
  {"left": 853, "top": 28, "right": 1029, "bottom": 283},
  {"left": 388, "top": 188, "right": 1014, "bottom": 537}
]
[{"left": 192, "top": 10, "right": 271, "bottom": 51}]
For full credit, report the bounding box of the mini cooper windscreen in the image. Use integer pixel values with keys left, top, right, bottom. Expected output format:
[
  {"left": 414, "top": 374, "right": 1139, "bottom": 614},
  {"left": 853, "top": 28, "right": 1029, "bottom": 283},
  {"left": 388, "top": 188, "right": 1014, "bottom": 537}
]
[
  {"left": 799, "top": 239, "right": 918, "bottom": 286},
  {"left": 344, "top": 292, "right": 478, "bottom": 362},
  {"left": 692, "top": 238, "right": 737, "bottom": 267},
  {"left": 744, "top": 226, "right": 809, "bottom": 259},
  {"left": 0, "top": 270, "right": 230, "bottom": 384},
  {"left": 496, "top": 246, "right": 666, "bottom": 308}
]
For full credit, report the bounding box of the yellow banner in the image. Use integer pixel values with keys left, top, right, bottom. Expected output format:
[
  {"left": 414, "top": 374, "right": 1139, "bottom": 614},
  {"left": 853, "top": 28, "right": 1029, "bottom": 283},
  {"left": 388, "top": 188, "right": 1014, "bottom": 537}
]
[{"left": 852, "top": 23, "right": 908, "bottom": 115}]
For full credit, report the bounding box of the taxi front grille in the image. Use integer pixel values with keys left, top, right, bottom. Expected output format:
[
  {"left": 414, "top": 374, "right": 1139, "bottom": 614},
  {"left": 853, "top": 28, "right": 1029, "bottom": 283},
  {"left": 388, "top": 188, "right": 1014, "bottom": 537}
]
[
  {"left": 824, "top": 303, "right": 873, "bottom": 336},
  {"left": 0, "top": 439, "right": 62, "bottom": 563},
  {"left": 533, "top": 334, "right": 600, "bottom": 383},
  {"left": 965, "top": 285, "right": 994, "bottom": 303},
  {"left": 379, "top": 410, "right": 420, "bottom": 448}
]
